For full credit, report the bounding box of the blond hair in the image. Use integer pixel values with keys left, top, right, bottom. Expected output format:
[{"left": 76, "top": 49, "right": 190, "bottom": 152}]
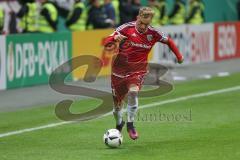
[
  {"left": 138, "top": 7, "right": 155, "bottom": 24},
  {"left": 138, "top": 7, "right": 155, "bottom": 18}
]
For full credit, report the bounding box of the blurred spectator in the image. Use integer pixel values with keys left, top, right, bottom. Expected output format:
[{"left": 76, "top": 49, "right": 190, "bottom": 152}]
[
  {"left": 169, "top": 0, "right": 185, "bottom": 25},
  {"left": 186, "top": 0, "right": 205, "bottom": 24},
  {"left": 66, "top": 0, "right": 86, "bottom": 31},
  {"left": 118, "top": 0, "right": 141, "bottom": 25},
  {"left": 237, "top": 0, "right": 240, "bottom": 20},
  {"left": 87, "top": 0, "right": 114, "bottom": 29},
  {"left": 103, "top": 0, "right": 116, "bottom": 26},
  {"left": 0, "top": 7, "right": 4, "bottom": 34},
  {"left": 8, "top": 8, "right": 18, "bottom": 34},
  {"left": 16, "top": 1, "right": 38, "bottom": 33},
  {"left": 119, "top": 0, "right": 133, "bottom": 25},
  {"left": 148, "top": 0, "right": 168, "bottom": 26},
  {"left": 131, "top": 0, "right": 141, "bottom": 20},
  {"left": 38, "top": 0, "right": 58, "bottom": 33}
]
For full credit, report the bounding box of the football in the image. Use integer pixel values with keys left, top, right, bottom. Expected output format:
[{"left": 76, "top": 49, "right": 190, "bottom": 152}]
[{"left": 103, "top": 129, "right": 123, "bottom": 148}]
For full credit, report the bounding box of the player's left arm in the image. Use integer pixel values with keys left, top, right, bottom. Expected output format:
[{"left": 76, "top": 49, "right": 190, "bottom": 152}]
[{"left": 157, "top": 32, "right": 184, "bottom": 64}]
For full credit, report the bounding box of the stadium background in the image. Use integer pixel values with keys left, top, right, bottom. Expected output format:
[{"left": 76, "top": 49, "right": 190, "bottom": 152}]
[
  {"left": 0, "top": 0, "right": 240, "bottom": 160},
  {"left": 0, "top": 0, "right": 239, "bottom": 32}
]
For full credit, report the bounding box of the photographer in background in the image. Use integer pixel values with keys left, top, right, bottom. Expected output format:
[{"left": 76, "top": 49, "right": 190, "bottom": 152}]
[
  {"left": 17, "top": 0, "right": 38, "bottom": 33},
  {"left": 66, "top": 0, "right": 86, "bottom": 31},
  {"left": 103, "top": 0, "right": 116, "bottom": 26},
  {"left": 148, "top": 0, "right": 168, "bottom": 26},
  {"left": 186, "top": 0, "right": 205, "bottom": 24},
  {"left": 87, "top": 0, "right": 114, "bottom": 29},
  {"left": 169, "top": 0, "right": 185, "bottom": 25},
  {"left": 38, "top": 0, "right": 58, "bottom": 33}
]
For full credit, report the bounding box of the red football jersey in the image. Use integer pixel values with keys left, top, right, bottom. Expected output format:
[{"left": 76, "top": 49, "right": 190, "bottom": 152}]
[{"left": 107, "top": 21, "right": 168, "bottom": 77}]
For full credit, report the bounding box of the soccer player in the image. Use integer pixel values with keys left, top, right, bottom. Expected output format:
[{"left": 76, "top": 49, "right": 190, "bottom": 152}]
[{"left": 104, "top": 7, "right": 184, "bottom": 140}]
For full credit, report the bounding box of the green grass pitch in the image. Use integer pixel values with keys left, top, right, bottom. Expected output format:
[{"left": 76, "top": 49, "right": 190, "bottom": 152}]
[{"left": 0, "top": 73, "right": 240, "bottom": 160}]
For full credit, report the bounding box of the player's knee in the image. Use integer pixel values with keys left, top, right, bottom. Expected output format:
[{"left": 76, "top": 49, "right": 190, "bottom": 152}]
[
  {"left": 129, "top": 85, "right": 139, "bottom": 92},
  {"left": 113, "top": 103, "right": 123, "bottom": 111},
  {"left": 128, "top": 90, "right": 137, "bottom": 98}
]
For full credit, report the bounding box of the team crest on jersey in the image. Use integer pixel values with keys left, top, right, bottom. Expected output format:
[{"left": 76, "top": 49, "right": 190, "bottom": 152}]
[{"left": 147, "top": 34, "right": 153, "bottom": 41}]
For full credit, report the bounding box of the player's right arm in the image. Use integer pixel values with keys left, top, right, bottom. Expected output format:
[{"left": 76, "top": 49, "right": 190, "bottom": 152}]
[
  {"left": 114, "top": 34, "right": 127, "bottom": 42},
  {"left": 103, "top": 31, "right": 127, "bottom": 47},
  {"left": 155, "top": 31, "right": 184, "bottom": 64},
  {"left": 103, "top": 23, "right": 130, "bottom": 46}
]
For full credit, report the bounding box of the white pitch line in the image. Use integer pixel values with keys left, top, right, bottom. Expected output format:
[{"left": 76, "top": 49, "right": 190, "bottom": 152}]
[
  {"left": 218, "top": 72, "right": 230, "bottom": 77},
  {"left": 140, "top": 85, "right": 240, "bottom": 109},
  {"left": 1, "top": 85, "right": 240, "bottom": 139},
  {"left": 200, "top": 74, "right": 212, "bottom": 79},
  {"left": 0, "top": 121, "right": 71, "bottom": 138}
]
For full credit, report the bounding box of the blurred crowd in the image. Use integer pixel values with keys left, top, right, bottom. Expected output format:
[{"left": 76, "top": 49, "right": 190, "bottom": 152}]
[{"left": 0, "top": 0, "right": 206, "bottom": 34}]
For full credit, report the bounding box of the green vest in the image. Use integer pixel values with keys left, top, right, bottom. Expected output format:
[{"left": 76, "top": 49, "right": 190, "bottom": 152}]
[
  {"left": 151, "top": 6, "right": 160, "bottom": 27},
  {"left": 159, "top": 1, "right": 168, "bottom": 25},
  {"left": 0, "top": 8, "right": 4, "bottom": 31},
  {"left": 39, "top": 3, "right": 58, "bottom": 33},
  {"left": 19, "top": 3, "right": 38, "bottom": 32},
  {"left": 85, "top": 5, "right": 93, "bottom": 30},
  {"left": 67, "top": 2, "right": 86, "bottom": 31},
  {"left": 112, "top": 0, "right": 119, "bottom": 25},
  {"left": 188, "top": 1, "right": 204, "bottom": 24},
  {"left": 151, "top": 2, "right": 168, "bottom": 26},
  {"left": 169, "top": 1, "right": 185, "bottom": 25}
]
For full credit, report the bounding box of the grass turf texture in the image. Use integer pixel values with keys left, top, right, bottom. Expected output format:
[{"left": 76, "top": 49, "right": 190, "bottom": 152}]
[{"left": 0, "top": 73, "right": 240, "bottom": 160}]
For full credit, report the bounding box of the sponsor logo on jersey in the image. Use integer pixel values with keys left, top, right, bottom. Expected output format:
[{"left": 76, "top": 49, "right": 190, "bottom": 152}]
[{"left": 130, "top": 42, "right": 151, "bottom": 49}]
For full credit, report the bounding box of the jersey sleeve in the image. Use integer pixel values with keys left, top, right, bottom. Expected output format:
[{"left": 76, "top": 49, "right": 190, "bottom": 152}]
[
  {"left": 155, "top": 30, "right": 168, "bottom": 43},
  {"left": 115, "top": 23, "right": 130, "bottom": 36}
]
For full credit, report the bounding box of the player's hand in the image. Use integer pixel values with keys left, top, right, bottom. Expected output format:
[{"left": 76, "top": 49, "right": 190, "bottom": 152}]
[
  {"left": 178, "top": 57, "right": 184, "bottom": 64},
  {"left": 114, "top": 34, "right": 127, "bottom": 42}
]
